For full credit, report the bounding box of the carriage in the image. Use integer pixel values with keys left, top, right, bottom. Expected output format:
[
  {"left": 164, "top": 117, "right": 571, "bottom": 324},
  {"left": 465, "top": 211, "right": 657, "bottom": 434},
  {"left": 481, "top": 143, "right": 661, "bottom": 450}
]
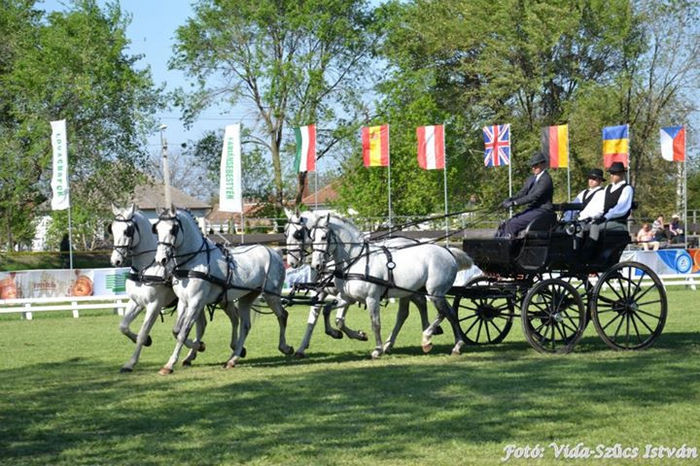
[{"left": 449, "top": 205, "right": 667, "bottom": 353}]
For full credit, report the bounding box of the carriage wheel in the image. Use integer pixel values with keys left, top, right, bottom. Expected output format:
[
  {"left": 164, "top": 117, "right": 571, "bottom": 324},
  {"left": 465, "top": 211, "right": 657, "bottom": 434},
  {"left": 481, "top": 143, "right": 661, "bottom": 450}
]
[
  {"left": 453, "top": 277, "right": 514, "bottom": 345},
  {"left": 590, "top": 261, "right": 667, "bottom": 350},
  {"left": 554, "top": 273, "right": 596, "bottom": 325},
  {"left": 521, "top": 278, "right": 586, "bottom": 353}
]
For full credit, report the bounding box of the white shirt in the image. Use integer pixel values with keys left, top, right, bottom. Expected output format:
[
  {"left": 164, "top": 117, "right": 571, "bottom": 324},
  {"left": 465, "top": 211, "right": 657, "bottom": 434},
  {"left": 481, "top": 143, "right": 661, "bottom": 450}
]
[
  {"left": 578, "top": 181, "right": 633, "bottom": 221},
  {"left": 563, "top": 186, "right": 603, "bottom": 221}
]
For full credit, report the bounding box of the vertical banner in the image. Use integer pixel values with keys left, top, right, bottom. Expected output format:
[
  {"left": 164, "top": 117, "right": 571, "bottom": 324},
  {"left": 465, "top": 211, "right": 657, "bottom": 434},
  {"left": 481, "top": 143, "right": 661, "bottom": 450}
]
[
  {"left": 602, "top": 124, "right": 629, "bottom": 168},
  {"left": 219, "top": 124, "right": 243, "bottom": 212},
  {"left": 362, "top": 125, "right": 390, "bottom": 167},
  {"left": 417, "top": 125, "right": 445, "bottom": 170},
  {"left": 294, "top": 124, "right": 316, "bottom": 172},
  {"left": 50, "top": 119, "right": 70, "bottom": 210}
]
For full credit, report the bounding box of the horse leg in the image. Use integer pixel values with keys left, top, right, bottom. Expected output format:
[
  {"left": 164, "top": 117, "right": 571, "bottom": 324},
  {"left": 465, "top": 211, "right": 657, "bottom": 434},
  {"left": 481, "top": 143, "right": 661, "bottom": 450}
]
[
  {"left": 321, "top": 302, "right": 343, "bottom": 339},
  {"left": 160, "top": 303, "right": 201, "bottom": 375},
  {"left": 383, "top": 297, "right": 410, "bottom": 353},
  {"left": 295, "top": 305, "right": 321, "bottom": 358},
  {"left": 119, "top": 299, "right": 142, "bottom": 343},
  {"left": 263, "top": 294, "right": 294, "bottom": 355},
  {"left": 182, "top": 312, "right": 208, "bottom": 366},
  {"left": 367, "top": 297, "right": 384, "bottom": 359},
  {"left": 225, "top": 294, "right": 254, "bottom": 368},
  {"left": 335, "top": 303, "right": 367, "bottom": 341},
  {"left": 411, "top": 293, "right": 443, "bottom": 336},
  {"left": 431, "top": 296, "right": 466, "bottom": 356},
  {"left": 120, "top": 301, "right": 160, "bottom": 372}
]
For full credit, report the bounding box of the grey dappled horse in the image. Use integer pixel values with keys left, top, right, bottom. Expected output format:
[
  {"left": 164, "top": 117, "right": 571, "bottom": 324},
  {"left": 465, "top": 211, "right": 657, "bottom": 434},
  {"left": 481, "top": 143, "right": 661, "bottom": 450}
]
[
  {"left": 109, "top": 204, "right": 205, "bottom": 372},
  {"left": 153, "top": 206, "right": 293, "bottom": 375},
  {"left": 284, "top": 209, "right": 439, "bottom": 356},
  {"left": 310, "top": 214, "right": 473, "bottom": 359}
]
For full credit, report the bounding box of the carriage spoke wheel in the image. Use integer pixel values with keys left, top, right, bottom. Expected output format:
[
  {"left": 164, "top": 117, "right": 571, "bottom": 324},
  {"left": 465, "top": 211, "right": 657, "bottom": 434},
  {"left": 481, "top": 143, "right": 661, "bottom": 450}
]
[
  {"left": 553, "top": 273, "right": 597, "bottom": 326},
  {"left": 591, "top": 261, "right": 667, "bottom": 350},
  {"left": 453, "top": 277, "right": 514, "bottom": 345},
  {"left": 521, "top": 278, "right": 586, "bottom": 354}
]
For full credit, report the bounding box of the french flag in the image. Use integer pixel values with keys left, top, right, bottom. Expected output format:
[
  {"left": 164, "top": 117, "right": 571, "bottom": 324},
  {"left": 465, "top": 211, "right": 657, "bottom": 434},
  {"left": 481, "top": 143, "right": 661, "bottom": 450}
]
[{"left": 660, "top": 126, "right": 685, "bottom": 162}]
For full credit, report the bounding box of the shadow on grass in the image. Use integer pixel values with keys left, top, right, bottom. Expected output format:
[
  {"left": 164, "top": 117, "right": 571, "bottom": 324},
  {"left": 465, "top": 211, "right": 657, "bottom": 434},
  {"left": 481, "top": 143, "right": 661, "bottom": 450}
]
[{"left": 1, "top": 330, "right": 699, "bottom": 464}]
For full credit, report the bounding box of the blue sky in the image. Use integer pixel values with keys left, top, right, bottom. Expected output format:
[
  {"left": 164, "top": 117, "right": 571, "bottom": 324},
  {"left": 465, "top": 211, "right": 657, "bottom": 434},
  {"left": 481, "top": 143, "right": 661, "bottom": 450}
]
[{"left": 40, "top": 0, "right": 238, "bottom": 153}]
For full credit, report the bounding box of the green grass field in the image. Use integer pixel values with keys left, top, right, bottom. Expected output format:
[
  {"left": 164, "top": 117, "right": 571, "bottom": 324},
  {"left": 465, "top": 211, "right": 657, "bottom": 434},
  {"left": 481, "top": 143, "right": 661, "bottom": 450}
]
[{"left": 1, "top": 289, "right": 698, "bottom": 465}]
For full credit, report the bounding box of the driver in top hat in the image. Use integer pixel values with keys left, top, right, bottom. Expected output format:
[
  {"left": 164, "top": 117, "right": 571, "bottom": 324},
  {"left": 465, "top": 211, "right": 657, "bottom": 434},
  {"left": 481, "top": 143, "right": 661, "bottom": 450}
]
[
  {"left": 577, "top": 161, "right": 634, "bottom": 240},
  {"left": 496, "top": 151, "right": 554, "bottom": 238}
]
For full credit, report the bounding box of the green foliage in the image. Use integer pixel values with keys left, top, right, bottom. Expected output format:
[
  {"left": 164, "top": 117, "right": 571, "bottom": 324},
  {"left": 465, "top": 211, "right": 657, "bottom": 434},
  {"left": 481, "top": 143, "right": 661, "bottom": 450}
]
[
  {"left": 0, "top": 0, "right": 162, "bottom": 251},
  {"left": 172, "top": 0, "right": 378, "bottom": 208}
]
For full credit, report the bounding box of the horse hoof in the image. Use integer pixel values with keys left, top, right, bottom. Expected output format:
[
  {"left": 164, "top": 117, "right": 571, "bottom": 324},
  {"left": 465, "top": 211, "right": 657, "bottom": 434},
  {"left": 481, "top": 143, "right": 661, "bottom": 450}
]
[
  {"left": 198, "top": 341, "right": 206, "bottom": 352},
  {"left": 451, "top": 349, "right": 461, "bottom": 356},
  {"left": 119, "top": 367, "right": 133, "bottom": 373},
  {"left": 225, "top": 361, "right": 236, "bottom": 369},
  {"left": 358, "top": 331, "right": 368, "bottom": 341},
  {"left": 240, "top": 347, "right": 247, "bottom": 358},
  {"left": 294, "top": 351, "right": 306, "bottom": 359},
  {"left": 371, "top": 350, "right": 381, "bottom": 360},
  {"left": 422, "top": 343, "right": 433, "bottom": 353},
  {"left": 433, "top": 326, "right": 444, "bottom": 336},
  {"left": 158, "top": 367, "right": 173, "bottom": 376},
  {"left": 182, "top": 360, "right": 192, "bottom": 367},
  {"left": 144, "top": 335, "right": 153, "bottom": 347},
  {"left": 280, "top": 345, "right": 294, "bottom": 355},
  {"left": 327, "top": 330, "right": 343, "bottom": 340}
]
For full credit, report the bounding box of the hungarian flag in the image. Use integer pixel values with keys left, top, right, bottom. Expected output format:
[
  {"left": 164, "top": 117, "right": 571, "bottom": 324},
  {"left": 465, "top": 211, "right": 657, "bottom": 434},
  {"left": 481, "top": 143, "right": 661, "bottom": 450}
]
[
  {"left": 660, "top": 126, "right": 685, "bottom": 162},
  {"left": 294, "top": 124, "right": 316, "bottom": 172},
  {"left": 362, "top": 125, "right": 389, "bottom": 167},
  {"left": 417, "top": 125, "right": 445, "bottom": 170},
  {"left": 602, "top": 124, "right": 629, "bottom": 168},
  {"left": 541, "top": 124, "right": 569, "bottom": 168}
]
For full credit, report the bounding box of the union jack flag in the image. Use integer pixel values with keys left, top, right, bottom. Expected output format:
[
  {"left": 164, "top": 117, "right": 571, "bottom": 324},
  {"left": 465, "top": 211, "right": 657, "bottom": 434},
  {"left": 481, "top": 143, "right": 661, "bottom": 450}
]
[{"left": 482, "top": 124, "right": 511, "bottom": 167}]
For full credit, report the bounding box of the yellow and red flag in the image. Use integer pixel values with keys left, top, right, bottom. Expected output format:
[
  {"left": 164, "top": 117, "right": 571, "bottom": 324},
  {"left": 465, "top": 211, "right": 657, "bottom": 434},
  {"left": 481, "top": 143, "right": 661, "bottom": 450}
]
[
  {"left": 541, "top": 124, "right": 569, "bottom": 168},
  {"left": 362, "top": 125, "right": 389, "bottom": 167}
]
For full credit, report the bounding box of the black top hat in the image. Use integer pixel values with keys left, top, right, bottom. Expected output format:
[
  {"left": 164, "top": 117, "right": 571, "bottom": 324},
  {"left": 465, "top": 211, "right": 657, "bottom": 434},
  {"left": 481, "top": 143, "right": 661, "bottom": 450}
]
[
  {"left": 607, "top": 162, "right": 627, "bottom": 174},
  {"left": 587, "top": 168, "right": 605, "bottom": 180},
  {"left": 528, "top": 151, "right": 547, "bottom": 167}
]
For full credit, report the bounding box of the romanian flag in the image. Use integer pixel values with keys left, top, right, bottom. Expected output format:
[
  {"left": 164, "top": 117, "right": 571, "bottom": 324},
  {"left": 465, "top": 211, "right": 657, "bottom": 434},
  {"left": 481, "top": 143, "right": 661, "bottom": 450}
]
[
  {"left": 294, "top": 124, "right": 316, "bottom": 172},
  {"left": 362, "top": 125, "right": 389, "bottom": 167},
  {"left": 416, "top": 125, "right": 445, "bottom": 170},
  {"left": 541, "top": 125, "right": 569, "bottom": 168},
  {"left": 602, "top": 124, "right": 629, "bottom": 168},
  {"left": 660, "top": 126, "right": 685, "bottom": 162}
]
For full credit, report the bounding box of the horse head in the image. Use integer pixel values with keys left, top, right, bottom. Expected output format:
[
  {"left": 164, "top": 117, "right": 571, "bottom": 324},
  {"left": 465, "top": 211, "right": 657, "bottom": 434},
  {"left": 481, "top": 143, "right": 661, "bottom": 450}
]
[
  {"left": 310, "top": 214, "right": 335, "bottom": 272},
  {"left": 109, "top": 203, "right": 139, "bottom": 267},
  {"left": 284, "top": 209, "right": 318, "bottom": 268},
  {"left": 153, "top": 205, "right": 181, "bottom": 266}
]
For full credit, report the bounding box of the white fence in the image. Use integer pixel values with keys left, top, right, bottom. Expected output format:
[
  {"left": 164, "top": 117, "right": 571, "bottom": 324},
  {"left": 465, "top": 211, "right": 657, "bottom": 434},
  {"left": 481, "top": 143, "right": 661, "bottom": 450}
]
[{"left": 0, "top": 295, "right": 128, "bottom": 320}]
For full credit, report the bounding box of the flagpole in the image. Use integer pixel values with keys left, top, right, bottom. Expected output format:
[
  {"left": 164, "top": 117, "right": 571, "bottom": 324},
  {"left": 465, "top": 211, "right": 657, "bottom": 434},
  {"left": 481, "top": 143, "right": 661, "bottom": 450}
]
[
  {"left": 314, "top": 170, "right": 318, "bottom": 210},
  {"left": 566, "top": 127, "right": 571, "bottom": 201},
  {"left": 684, "top": 127, "right": 688, "bottom": 249},
  {"left": 387, "top": 127, "right": 393, "bottom": 235},
  {"left": 442, "top": 124, "right": 449, "bottom": 246},
  {"left": 508, "top": 158, "right": 513, "bottom": 218},
  {"left": 67, "top": 205, "right": 74, "bottom": 269}
]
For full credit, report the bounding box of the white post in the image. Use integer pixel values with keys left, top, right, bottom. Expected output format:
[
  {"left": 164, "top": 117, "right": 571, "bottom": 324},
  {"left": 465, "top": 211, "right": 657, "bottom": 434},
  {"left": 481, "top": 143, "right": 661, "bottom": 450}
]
[
  {"left": 160, "top": 124, "right": 172, "bottom": 208},
  {"left": 443, "top": 124, "right": 449, "bottom": 246},
  {"left": 566, "top": 130, "right": 571, "bottom": 201},
  {"left": 23, "top": 303, "right": 32, "bottom": 321},
  {"left": 387, "top": 132, "right": 393, "bottom": 234}
]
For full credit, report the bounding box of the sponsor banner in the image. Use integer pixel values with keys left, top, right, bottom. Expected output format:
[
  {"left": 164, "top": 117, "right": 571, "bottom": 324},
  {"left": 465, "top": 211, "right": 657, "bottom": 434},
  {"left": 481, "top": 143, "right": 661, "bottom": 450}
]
[
  {"left": 620, "top": 249, "right": 699, "bottom": 276},
  {"left": 0, "top": 268, "right": 130, "bottom": 300}
]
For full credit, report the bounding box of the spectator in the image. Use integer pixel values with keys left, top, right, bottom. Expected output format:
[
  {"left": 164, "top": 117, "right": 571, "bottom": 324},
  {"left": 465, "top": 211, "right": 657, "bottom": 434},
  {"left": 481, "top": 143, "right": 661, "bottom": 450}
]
[
  {"left": 669, "top": 214, "right": 685, "bottom": 244},
  {"left": 636, "top": 223, "right": 660, "bottom": 251},
  {"left": 651, "top": 215, "right": 669, "bottom": 242}
]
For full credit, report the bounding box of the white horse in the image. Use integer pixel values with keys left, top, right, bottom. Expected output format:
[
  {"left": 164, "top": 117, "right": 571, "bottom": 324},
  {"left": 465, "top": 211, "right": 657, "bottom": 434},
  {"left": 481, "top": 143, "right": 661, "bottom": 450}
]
[
  {"left": 309, "top": 213, "right": 473, "bottom": 359},
  {"left": 153, "top": 206, "right": 293, "bottom": 375},
  {"left": 284, "top": 210, "right": 440, "bottom": 356},
  {"left": 110, "top": 204, "right": 206, "bottom": 372}
]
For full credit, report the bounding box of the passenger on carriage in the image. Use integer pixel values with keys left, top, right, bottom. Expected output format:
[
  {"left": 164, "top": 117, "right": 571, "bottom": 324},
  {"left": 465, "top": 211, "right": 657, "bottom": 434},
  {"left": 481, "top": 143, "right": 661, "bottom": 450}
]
[
  {"left": 576, "top": 161, "right": 634, "bottom": 242},
  {"left": 496, "top": 151, "right": 554, "bottom": 238},
  {"left": 562, "top": 168, "right": 605, "bottom": 221}
]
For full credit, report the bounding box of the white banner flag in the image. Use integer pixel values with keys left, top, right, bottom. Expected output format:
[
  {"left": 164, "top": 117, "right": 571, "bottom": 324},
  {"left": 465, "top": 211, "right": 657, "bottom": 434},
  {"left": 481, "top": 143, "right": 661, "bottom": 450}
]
[
  {"left": 219, "top": 124, "right": 242, "bottom": 212},
  {"left": 50, "top": 119, "right": 70, "bottom": 210}
]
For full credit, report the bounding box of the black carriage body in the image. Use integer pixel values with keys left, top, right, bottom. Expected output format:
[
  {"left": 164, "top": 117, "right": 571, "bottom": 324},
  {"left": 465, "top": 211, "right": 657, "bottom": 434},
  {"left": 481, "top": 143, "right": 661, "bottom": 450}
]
[{"left": 462, "top": 223, "right": 630, "bottom": 276}]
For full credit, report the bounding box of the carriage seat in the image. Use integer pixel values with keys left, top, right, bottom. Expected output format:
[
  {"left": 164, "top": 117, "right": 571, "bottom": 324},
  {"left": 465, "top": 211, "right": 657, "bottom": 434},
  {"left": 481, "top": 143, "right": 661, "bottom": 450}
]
[{"left": 517, "top": 211, "right": 558, "bottom": 240}]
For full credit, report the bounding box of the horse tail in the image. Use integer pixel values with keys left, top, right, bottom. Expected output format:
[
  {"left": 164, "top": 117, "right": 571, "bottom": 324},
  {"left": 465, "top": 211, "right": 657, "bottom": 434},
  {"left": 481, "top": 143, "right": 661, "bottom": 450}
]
[{"left": 448, "top": 247, "right": 474, "bottom": 271}]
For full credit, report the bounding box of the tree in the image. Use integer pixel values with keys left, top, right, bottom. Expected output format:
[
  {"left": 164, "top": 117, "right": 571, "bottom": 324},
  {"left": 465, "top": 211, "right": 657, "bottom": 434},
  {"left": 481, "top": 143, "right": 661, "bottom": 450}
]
[
  {"left": 0, "top": 0, "right": 162, "bottom": 250},
  {"left": 171, "top": 0, "right": 378, "bottom": 212}
]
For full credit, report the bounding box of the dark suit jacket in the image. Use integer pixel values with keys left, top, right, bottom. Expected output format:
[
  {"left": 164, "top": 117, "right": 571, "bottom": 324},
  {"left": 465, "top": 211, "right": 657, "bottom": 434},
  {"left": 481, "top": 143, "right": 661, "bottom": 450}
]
[{"left": 509, "top": 170, "right": 553, "bottom": 210}]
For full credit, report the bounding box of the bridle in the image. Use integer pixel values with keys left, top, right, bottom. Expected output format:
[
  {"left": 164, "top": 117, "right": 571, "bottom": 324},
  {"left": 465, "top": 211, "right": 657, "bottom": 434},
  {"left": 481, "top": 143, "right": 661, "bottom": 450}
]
[
  {"left": 109, "top": 215, "right": 142, "bottom": 260},
  {"left": 284, "top": 219, "right": 311, "bottom": 265},
  {"left": 310, "top": 220, "right": 338, "bottom": 269},
  {"left": 153, "top": 213, "right": 184, "bottom": 262}
]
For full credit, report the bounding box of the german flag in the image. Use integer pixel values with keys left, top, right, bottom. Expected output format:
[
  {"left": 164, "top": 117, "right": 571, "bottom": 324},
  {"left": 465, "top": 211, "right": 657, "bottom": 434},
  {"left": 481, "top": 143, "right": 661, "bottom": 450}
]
[{"left": 541, "top": 125, "right": 569, "bottom": 168}]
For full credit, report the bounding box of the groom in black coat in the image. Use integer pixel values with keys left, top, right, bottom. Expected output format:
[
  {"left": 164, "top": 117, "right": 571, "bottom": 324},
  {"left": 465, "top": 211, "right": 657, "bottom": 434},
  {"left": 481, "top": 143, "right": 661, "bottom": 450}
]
[{"left": 496, "top": 151, "right": 554, "bottom": 238}]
